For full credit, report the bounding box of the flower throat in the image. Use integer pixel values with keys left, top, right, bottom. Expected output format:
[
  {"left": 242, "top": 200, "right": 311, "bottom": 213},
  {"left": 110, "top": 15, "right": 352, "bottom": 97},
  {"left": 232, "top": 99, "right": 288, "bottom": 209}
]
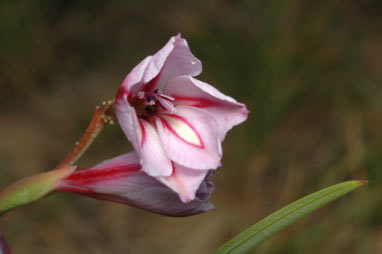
[{"left": 131, "top": 89, "right": 175, "bottom": 119}]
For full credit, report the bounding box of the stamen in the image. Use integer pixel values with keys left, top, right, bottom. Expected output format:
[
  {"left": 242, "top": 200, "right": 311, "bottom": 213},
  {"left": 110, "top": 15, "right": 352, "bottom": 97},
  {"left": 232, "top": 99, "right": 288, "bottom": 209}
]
[
  {"left": 135, "top": 90, "right": 175, "bottom": 116},
  {"left": 157, "top": 96, "right": 175, "bottom": 113},
  {"left": 159, "top": 93, "right": 175, "bottom": 101}
]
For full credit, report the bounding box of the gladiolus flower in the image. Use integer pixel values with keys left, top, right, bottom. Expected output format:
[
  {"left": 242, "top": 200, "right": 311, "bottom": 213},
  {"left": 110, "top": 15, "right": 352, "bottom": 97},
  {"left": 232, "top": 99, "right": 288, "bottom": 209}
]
[
  {"left": 57, "top": 152, "right": 214, "bottom": 217},
  {"left": 115, "top": 34, "right": 248, "bottom": 203}
]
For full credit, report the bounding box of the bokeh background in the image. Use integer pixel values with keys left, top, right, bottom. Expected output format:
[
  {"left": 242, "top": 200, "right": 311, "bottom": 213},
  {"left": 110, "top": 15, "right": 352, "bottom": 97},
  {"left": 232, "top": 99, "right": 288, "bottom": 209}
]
[{"left": 0, "top": 1, "right": 381, "bottom": 253}]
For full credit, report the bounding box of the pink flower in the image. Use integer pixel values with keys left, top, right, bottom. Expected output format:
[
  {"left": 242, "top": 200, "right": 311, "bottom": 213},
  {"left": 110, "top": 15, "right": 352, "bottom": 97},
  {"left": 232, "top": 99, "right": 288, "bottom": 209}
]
[
  {"left": 57, "top": 152, "right": 214, "bottom": 217},
  {"left": 115, "top": 34, "right": 248, "bottom": 203}
]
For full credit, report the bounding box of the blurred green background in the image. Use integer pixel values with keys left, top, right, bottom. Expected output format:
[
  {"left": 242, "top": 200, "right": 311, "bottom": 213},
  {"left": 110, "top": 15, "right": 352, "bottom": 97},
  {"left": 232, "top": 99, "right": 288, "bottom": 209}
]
[{"left": 0, "top": 0, "right": 381, "bottom": 253}]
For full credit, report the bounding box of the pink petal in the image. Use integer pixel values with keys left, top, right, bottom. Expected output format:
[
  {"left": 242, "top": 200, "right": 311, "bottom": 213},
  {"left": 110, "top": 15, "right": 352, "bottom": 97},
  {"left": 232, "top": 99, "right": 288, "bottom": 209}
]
[
  {"left": 90, "top": 152, "right": 141, "bottom": 170},
  {"left": 121, "top": 35, "right": 202, "bottom": 94},
  {"left": 153, "top": 34, "right": 202, "bottom": 90},
  {"left": 124, "top": 35, "right": 177, "bottom": 94},
  {"left": 115, "top": 94, "right": 173, "bottom": 177},
  {"left": 139, "top": 37, "right": 176, "bottom": 91},
  {"left": 118, "top": 35, "right": 177, "bottom": 95},
  {"left": 163, "top": 76, "right": 249, "bottom": 140},
  {"left": 59, "top": 154, "right": 141, "bottom": 188},
  {"left": 115, "top": 94, "right": 142, "bottom": 151},
  {"left": 156, "top": 106, "right": 221, "bottom": 170},
  {"left": 158, "top": 163, "right": 210, "bottom": 203},
  {"left": 119, "top": 56, "right": 152, "bottom": 95},
  {"left": 58, "top": 152, "right": 215, "bottom": 217},
  {"left": 138, "top": 120, "right": 173, "bottom": 176}
]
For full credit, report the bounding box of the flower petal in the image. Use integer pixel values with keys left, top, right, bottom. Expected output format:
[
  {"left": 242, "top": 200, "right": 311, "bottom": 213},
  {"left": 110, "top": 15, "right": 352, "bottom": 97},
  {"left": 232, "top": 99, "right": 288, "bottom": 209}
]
[
  {"left": 58, "top": 152, "right": 215, "bottom": 217},
  {"left": 139, "top": 36, "right": 176, "bottom": 91},
  {"left": 119, "top": 56, "right": 152, "bottom": 95},
  {"left": 118, "top": 35, "right": 201, "bottom": 97},
  {"left": 156, "top": 106, "right": 221, "bottom": 170},
  {"left": 158, "top": 163, "right": 210, "bottom": 203},
  {"left": 153, "top": 34, "right": 202, "bottom": 91},
  {"left": 139, "top": 120, "right": 173, "bottom": 176},
  {"left": 195, "top": 170, "right": 215, "bottom": 201},
  {"left": 163, "top": 76, "right": 249, "bottom": 140},
  {"left": 115, "top": 95, "right": 172, "bottom": 177},
  {"left": 118, "top": 35, "right": 178, "bottom": 95},
  {"left": 90, "top": 152, "right": 141, "bottom": 170},
  {"left": 115, "top": 94, "right": 142, "bottom": 150}
]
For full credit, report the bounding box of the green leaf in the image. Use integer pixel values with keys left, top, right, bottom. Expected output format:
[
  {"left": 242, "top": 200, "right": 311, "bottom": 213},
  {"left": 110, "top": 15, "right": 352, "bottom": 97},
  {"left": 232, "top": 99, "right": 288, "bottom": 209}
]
[{"left": 215, "top": 180, "right": 366, "bottom": 254}]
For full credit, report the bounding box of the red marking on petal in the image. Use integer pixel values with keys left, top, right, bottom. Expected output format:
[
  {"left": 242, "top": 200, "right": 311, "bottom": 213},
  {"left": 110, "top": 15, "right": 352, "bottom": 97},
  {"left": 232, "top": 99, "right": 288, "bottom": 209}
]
[
  {"left": 171, "top": 95, "right": 219, "bottom": 108},
  {"left": 159, "top": 115, "right": 204, "bottom": 148},
  {"left": 61, "top": 165, "right": 141, "bottom": 188},
  {"left": 116, "top": 86, "right": 128, "bottom": 102},
  {"left": 139, "top": 119, "right": 146, "bottom": 147},
  {"left": 171, "top": 161, "right": 176, "bottom": 170},
  {"left": 143, "top": 72, "right": 161, "bottom": 92}
]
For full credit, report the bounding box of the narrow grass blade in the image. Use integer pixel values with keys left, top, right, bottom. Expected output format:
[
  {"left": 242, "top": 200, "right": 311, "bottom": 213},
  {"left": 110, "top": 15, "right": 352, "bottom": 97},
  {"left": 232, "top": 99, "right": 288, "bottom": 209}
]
[{"left": 215, "top": 180, "right": 366, "bottom": 254}]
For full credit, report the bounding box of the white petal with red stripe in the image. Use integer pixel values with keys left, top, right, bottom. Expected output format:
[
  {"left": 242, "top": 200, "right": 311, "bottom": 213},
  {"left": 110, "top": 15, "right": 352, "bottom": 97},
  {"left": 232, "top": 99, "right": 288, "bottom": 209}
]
[
  {"left": 115, "top": 95, "right": 172, "bottom": 177},
  {"left": 164, "top": 76, "right": 249, "bottom": 140},
  {"left": 156, "top": 106, "right": 221, "bottom": 170},
  {"left": 139, "top": 120, "right": 173, "bottom": 177},
  {"left": 159, "top": 114, "right": 203, "bottom": 147}
]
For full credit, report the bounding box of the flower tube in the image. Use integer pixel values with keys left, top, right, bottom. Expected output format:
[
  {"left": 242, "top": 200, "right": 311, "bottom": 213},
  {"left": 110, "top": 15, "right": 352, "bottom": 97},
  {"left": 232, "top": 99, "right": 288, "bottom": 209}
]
[{"left": 57, "top": 152, "right": 214, "bottom": 217}]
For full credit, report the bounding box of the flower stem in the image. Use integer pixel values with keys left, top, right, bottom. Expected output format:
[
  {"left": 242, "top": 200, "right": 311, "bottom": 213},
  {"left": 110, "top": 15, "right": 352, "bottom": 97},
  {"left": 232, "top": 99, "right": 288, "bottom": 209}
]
[
  {"left": 0, "top": 166, "right": 76, "bottom": 215},
  {"left": 0, "top": 99, "right": 115, "bottom": 216},
  {"left": 55, "top": 99, "right": 115, "bottom": 169}
]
